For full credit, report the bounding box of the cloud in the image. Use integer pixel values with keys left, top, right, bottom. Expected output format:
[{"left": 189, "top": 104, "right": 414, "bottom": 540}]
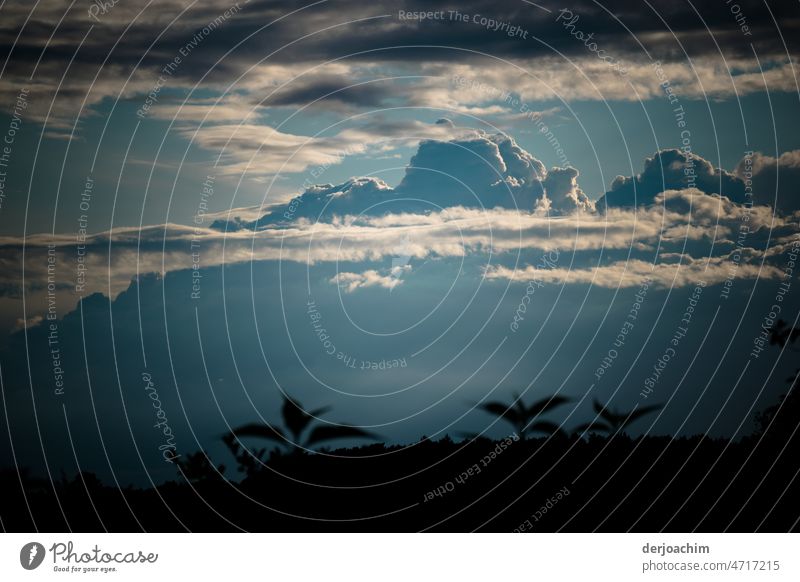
[
  {"left": 183, "top": 124, "right": 364, "bottom": 175},
  {"left": 540, "top": 166, "right": 595, "bottom": 213},
  {"left": 331, "top": 269, "right": 405, "bottom": 292},
  {"left": 146, "top": 94, "right": 262, "bottom": 123},
  {"left": 229, "top": 132, "right": 590, "bottom": 223},
  {"left": 601, "top": 148, "right": 800, "bottom": 217},
  {"left": 253, "top": 177, "right": 396, "bottom": 225},
  {"left": 396, "top": 134, "right": 529, "bottom": 208},
  {"left": 2, "top": 185, "right": 789, "bottom": 317},
  {"left": 599, "top": 149, "right": 749, "bottom": 209},
  {"left": 485, "top": 255, "right": 782, "bottom": 289},
  {"left": 186, "top": 118, "right": 469, "bottom": 178},
  {"left": 0, "top": 131, "right": 794, "bottom": 335},
  {"left": 429, "top": 56, "right": 799, "bottom": 105},
  {"left": 1, "top": 0, "right": 796, "bottom": 132},
  {"left": 267, "top": 77, "right": 395, "bottom": 109},
  {"left": 738, "top": 150, "right": 800, "bottom": 214},
  {"left": 244, "top": 135, "right": 800, "bottom": 229},
  {"left": 13, "top": 315, "right": 43, "bottom": 332}
]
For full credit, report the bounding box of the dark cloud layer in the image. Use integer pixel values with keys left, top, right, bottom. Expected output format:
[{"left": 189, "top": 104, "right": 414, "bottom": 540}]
[{"left": 2, "top": 0, "right": 799, "bottom": 127}]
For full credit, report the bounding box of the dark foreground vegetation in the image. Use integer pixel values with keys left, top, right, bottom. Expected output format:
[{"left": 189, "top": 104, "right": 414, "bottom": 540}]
[{"left": 2, "top": 423, "right": 798, "bottom": 532}]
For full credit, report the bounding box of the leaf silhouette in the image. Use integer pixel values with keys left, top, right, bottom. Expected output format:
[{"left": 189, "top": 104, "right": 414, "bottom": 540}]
[
  {"left": 282, "top": 395, "right": 314, "bottom": 439},
  {"left": 527, "top": 395, "right": 572, "bottom": 417},
  {"left": 306, "top": 424, "right": 379, "bottom": 447},
  {"left": 579, "top": 400, "right": 662, "bottom": 435},
  {"left": 308, "top": 405, "right": 333, "bottom": 418},
  {"left": 620, "top": 404, "right": 662, "bottom": 429},
  {"left": 478, "top": 402, "right": 521, "bottom": 423},
  {"left": 478, "top": 393, "right": 570, "bottom": 439},
  {"left": 223, "top": 395, "right": 380, "bottom": 473},
  {"left": 592, "top": 399, "right": 621, "bottom": 425},
  {"left": 511, "top": 392, "right": 527, "bottom": 417},
  {"left": 595, "top": 399, "right": 634, "bottom": 429}
]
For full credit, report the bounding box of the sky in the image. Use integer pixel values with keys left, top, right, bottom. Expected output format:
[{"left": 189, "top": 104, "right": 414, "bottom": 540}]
[{"left": 0, "top": 0, "right": 799, "bottom": 485}]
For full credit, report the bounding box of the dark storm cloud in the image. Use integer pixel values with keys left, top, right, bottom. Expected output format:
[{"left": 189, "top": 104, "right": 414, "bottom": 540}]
[
  {"left": 267, "top": 77, "right": 395, "bottom": 107},
  {"left": 2, "top": 0, "right": 798, "bottom": 97},
  {"left": 0, "top": 1, "right": 785, "bottom": 56},
  {"left": 211, "top": 0, "right": 800, "bottom": 65}
]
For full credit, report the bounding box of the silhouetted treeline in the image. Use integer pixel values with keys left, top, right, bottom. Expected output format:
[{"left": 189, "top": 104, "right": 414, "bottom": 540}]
[{"left": 2, "top": 428, "right": 798, "bottom": 532}]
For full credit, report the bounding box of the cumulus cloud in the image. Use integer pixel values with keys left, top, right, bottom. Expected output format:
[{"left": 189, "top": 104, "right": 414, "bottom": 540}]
[
  {"left": 600, "top": 149, "right": 748, "bottom": 209},
  {"left": 600, "top": 148, "right": 800, "bottom": 217},
  {"left": 540, "top": 166, "right": 595, "bottom": 213},
  {"left": 242, "top": 136, "right": 796, "bottom": 229},
  {"left": 224, "top": 132, "right": 591, "bottom": 225},
  {"left": 263, "top": 177, "right": 395, "bottom": 225},
  {"left": 396, "top": 135, "right": 510, "bottom": 204},
  {"left": 738, "top": 150, "right": 800, "bottom": 214}
]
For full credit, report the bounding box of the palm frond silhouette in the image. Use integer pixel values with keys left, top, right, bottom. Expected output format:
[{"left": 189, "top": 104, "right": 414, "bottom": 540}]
[
  {"left": 575, "top": 399, "right": 662, "bottom": 436},
  {"left": 476, "top": 392, "right": 571, "bottom": 439},
  {"left": 224, "top": 394, "right": 378, "bottom": 473}
]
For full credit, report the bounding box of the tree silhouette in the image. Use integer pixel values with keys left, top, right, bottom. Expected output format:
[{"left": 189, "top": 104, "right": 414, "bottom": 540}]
[
  {"left": 575, "top": 399, "right": 662, "bottom": 436},
  {"left": 475, "top": 392, "right": 571, "bottom": 439},
  {"left": 175, "top": 452, "right": 226, "bottom": 483},
  {"left": 224, "top": 394, "right": 378, "bottom": 474},
  {"left": 755, "top": 319, "right": 800, "bottom": 444},
  {"left": 769, "top": 319, "right": 800, "bottom": 349}
]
